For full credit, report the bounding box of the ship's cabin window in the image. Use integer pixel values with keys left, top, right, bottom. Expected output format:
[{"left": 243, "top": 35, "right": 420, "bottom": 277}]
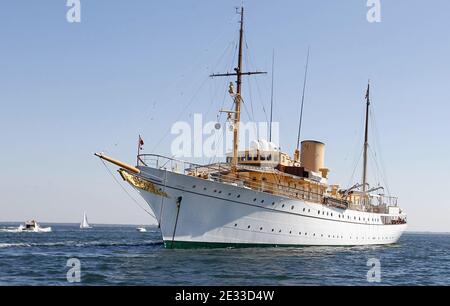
[{"left": 260, "top": 156, "right": 266, "bottom": 161}]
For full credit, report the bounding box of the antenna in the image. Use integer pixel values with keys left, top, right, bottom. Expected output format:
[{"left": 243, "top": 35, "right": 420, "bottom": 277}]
[
  {"left": 296, "top": 46, "right": 310, "bottom": 151},
  {"left": 269, "top": 49, "right": 275, "bottom": 142}
]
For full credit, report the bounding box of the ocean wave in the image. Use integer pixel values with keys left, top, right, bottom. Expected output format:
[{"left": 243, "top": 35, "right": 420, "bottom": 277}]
[
  {"left": 0, "top": 243, "right": 32, "bottom": 248},
  {"left": 0, "top": 240, "right": 163, "bottom": 249}
]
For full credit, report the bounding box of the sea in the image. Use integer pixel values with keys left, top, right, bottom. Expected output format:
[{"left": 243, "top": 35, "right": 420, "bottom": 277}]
[{"left": 0, "top": 223, "right": 449, "bottom": 286}]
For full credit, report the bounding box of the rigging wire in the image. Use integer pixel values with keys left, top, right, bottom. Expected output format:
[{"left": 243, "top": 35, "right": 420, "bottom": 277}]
[
  {"left": 369, "top": 106, "right": 392, "bottom": 195},
  {"left": 243, "top": 36, "right": 269, "bottom": 124},
  {"left": 100, "top": 159, "right": 157, "bottom": 221},
  {"left": 150, "top": 76, "right": 210, "bottom": 152},
  {"left": 347, "top": 146, "right": 364, "bottom": 188}
]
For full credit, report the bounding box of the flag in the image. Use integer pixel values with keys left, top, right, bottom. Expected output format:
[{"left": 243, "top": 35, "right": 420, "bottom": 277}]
[{"left": 138, "top": 135, "right": 144, "bottom": 150}]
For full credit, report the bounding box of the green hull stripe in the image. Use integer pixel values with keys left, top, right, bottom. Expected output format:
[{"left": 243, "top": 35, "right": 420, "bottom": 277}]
[
  {"left": 163, "top": 240, "right": 392, "bottom": 249},
  {"left": 164, "top": 240, "right": 309, "bottom": 249}
]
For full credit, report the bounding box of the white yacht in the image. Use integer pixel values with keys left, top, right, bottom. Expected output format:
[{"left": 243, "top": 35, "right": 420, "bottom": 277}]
[{"left": 95, "top": 7, "right": 407, "bottom": 248}]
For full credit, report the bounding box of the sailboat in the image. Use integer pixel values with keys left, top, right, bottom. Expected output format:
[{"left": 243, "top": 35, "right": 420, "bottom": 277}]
[
  {"left": 80, "top": 212, "right": 92, "bottom": 229},
  {"left": 95, "top": 7, "right": 407, "bottom": 248}
]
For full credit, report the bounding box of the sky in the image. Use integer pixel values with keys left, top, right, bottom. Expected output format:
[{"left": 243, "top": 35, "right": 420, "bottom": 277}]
[{"left": 0, "top": 0, "right": 449, "bottom": 231}]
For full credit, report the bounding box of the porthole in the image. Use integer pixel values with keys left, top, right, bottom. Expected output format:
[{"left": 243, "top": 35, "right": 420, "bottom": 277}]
[
  {"left": 278, "top": 230, "right": 282, "bottom": 233},
  {"left": 234, "top": 223, "right": 237, "bottom": 227},
  {"left": 291, "top": 206, "right": 294, "bottom": 210},
  {"left": 282, "top": 204, "right": 285, "bottom": 208},
  {"left": 203, "top": 187, "right": 207, "bottom": 191},
  {"left": 303, "top": 208, "right": 306, "bottom": 212},
  {"left": 318, "top": 211, "right": 321, "bottom": 215},
  {"left": 322, "top": 211, "right": 325, "bottom": 215},
  {"left": 218, "top": 191, "right": 222, "bottom": 194},
  {"left": 313, "top": 233, "right": 316, "bottom": 236},
  {"left": 327, "top": 212, "right": 329, "bottom": 216},
  {"left": 308, "top": 209, "right": 310, "bottom": 213},
  {"left": 271, "top": 229, "right": 274, "bottom": 232},
  {"left": 305, "top": 232, "right": 307, "bottom": 236},
  {"left": 331, "top": 213, "right": 333, "bottom": 217},
  {"left": 299, "top": 232, "right": 302, "bottom": 235},
  {"left": 228, "top": 193, "right": 232, "bottom": 196},
  {"left": 261, "top": 200, "right": 264, "bottom": 203},
  {"left": 260, "top": 227, "right": 263, "bottom": 231},
  {"left": 272, "top": 202, "right": 275, "bottom": 206},
  {"left": 253, "top": 198, "right": 257, "bottom": 202},
  {"left": 192, "top": 185, "right": 196, "bottom": 188},
  {"left": 247, "top": 225, "right": 251, "bottom": 229},
  {"left": 289, "top": 231, "right": 292, "bottom": 234},
  {"left": 213, "top": 189, "right": 217, "bottom": 193},
  {"left": 237, "top": 195, "right": 241, "bottom": 198}
]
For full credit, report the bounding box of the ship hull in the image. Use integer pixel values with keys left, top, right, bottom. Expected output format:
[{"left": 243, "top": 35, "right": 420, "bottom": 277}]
[{"left": 132, "top": 167, "right": 407, "bottom": 248}]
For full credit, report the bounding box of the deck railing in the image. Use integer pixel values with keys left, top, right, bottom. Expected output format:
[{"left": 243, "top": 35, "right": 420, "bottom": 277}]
[{"left": 138, "top": 154, "right": 398, "bottom": 212}]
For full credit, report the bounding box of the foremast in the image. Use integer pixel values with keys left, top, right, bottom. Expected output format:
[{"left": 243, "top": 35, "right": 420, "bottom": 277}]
[{"left": 210, "top": 7, "right": 266, "bottom": 173}]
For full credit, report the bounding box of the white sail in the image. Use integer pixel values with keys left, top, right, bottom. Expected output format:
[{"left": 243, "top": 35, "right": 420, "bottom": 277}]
[{"left": 80, "top": 212, "right": 91, "bottom": 229}]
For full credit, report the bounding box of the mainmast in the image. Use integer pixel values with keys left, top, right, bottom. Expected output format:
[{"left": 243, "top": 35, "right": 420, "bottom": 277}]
[
  {"left": 233, "top": 6, "right": 245, "bottom": 172},
  {"left": 210, "top": 7, "right": 266, "bottom": 173},
  {"left": 362, "top": 82, "right": 371, "bottom": 193}
]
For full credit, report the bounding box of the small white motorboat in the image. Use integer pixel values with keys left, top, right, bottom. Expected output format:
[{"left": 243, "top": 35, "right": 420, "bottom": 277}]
[
  {"left": 18, "top": 220, "right": 52, "bottom": 233},
  {"left": 136, "top": 227, "right": 147, "bottom": 232}
]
